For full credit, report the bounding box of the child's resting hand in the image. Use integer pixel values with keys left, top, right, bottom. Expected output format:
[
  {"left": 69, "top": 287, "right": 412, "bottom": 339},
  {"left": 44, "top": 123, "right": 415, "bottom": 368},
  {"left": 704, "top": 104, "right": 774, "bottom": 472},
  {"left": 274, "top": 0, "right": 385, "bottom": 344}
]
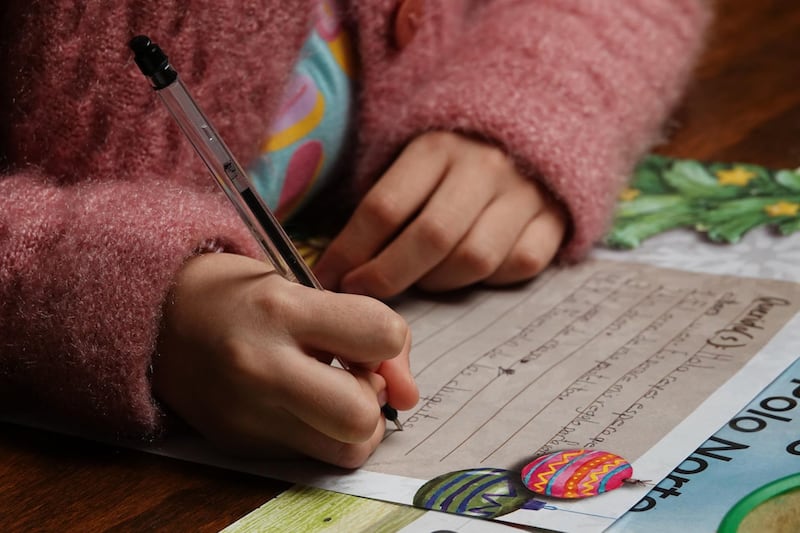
[
  {"left": 154, "top": 253, "right": 418, "bottom": 468},
  {"left": 314, "top": 132, "right": 567, "bottom": 298}
]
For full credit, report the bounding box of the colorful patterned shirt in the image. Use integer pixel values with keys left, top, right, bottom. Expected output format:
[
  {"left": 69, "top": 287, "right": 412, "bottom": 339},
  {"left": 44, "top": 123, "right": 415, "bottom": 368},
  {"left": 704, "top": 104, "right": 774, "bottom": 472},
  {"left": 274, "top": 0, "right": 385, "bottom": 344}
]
[{"left": 248, "top": 0, "right": 356, "bottom": 221}]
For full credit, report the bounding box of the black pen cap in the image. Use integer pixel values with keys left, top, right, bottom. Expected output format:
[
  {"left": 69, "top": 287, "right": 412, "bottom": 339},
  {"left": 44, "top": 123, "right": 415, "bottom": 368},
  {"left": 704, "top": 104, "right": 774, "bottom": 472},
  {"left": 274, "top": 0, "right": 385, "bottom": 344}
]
[{"left": 129, "top": 35, "right": 178, "bottom": 90}]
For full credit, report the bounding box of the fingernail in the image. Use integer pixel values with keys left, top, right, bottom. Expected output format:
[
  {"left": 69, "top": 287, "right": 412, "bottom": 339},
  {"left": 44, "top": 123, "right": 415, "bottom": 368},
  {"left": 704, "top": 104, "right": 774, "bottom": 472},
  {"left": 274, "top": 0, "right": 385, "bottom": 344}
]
[{"left": 378, "top": 388, "right": 388, "bottom": 406}]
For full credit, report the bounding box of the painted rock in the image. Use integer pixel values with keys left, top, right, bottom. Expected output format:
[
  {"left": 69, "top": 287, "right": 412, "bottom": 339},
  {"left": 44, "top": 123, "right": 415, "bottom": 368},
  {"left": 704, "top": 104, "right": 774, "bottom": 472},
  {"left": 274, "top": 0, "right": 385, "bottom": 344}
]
[
  {"left": 521, "top": 449, "right": 633, "bottom": 499},
  {"left": 414, "top": 467, "right": 546, "bottom": 518}
]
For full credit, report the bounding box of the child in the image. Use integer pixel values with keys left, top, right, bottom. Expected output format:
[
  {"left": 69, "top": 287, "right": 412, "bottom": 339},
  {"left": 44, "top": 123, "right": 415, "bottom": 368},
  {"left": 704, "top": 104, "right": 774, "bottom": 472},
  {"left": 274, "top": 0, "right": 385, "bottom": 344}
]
[{"left": 0, "top": 0, "right": 710, "bottom": 467}]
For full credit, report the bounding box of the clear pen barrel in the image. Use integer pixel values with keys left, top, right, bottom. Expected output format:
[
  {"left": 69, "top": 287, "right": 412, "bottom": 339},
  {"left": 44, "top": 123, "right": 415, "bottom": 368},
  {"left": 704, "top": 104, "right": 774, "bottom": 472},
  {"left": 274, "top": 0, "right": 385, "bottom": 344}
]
[{"left": 157, "top": 79, "right": 321, "bottom": 288}]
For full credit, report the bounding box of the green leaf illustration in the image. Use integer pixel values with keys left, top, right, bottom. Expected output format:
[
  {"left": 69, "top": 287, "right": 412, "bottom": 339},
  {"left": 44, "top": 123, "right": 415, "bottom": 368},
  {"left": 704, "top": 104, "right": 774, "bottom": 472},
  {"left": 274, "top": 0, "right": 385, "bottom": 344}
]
[
  {"left": 614, "top": 194, "right": 687, "bottom": 219},
  {"left": 778, "top": 217, "right": 800, "bottom": 235},
  {"left": 605, "top": 156, "right": 800, "bottom": 248},
  {"left": 704, "top": 211, "right": 770, "bottom": 243},
  {"left": 698, "top": 197, "right": 784, "bottom": 224},
  {"left": 775, "top": 169, "right": 800, "bottom": 192},
  {"left": 662, "top": 160, "right": 745, "bottom": 199},
  {"left": 631, "top": 155, "right": 673, "bottom": 194},
  {"left": 605, "top": 203, "right": 696, "bottom": 249}
]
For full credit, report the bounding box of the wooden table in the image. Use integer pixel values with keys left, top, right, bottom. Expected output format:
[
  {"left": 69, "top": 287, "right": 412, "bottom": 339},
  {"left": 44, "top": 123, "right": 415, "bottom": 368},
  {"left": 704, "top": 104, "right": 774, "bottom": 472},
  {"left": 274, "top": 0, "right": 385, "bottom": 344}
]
[{"left": 2, "top": 1, "right": 799, "bottom": 531}]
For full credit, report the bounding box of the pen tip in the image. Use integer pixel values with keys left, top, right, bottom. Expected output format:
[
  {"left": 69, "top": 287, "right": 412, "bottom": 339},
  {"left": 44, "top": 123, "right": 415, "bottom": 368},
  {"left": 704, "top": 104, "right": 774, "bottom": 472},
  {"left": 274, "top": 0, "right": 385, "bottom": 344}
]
[{"left": 381, "top": 404, "right": 403, "bottom": 431}]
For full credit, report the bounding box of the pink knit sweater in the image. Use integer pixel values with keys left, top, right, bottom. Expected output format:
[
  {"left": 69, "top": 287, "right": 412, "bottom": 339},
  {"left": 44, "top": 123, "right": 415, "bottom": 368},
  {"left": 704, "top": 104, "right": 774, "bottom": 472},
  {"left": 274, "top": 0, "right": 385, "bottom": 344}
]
[{"left": 0, "top": 0, "right": 710, "bottom": 439}]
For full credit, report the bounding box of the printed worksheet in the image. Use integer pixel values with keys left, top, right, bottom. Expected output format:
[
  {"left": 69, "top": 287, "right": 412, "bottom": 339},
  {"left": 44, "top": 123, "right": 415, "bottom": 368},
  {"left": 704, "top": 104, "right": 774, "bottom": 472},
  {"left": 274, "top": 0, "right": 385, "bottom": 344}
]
[
  {"left": 146, "top": 258, "right": 800, "bottom": 532},
  {"left": 373, "top": 258, "right": 796, "bottom": 477}
]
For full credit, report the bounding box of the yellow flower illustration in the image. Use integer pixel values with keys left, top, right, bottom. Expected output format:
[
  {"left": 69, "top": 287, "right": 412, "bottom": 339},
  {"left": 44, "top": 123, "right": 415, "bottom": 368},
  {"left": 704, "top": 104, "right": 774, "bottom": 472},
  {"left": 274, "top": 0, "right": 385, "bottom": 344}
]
[
  {"left": 618, "top": 187, "right": 641, "bottom": 202},
  {"left": 764, "top": 201, "right": 800, "bottom": 217},
  {"left": 716, "top": 167, "right": 757, "bottom": 187}
]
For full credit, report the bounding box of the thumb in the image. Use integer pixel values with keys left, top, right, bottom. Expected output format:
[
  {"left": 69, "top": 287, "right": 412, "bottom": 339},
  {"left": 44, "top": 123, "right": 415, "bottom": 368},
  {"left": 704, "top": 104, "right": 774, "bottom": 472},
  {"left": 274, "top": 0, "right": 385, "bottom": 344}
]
[{"left": 377, "top": 331, "right": 418, "bottom": 410}]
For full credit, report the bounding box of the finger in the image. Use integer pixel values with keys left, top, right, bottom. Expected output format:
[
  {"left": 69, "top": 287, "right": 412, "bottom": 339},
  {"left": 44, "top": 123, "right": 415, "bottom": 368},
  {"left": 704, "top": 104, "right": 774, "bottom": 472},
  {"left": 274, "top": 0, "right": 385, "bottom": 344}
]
[
  {"left": 484, "top": 202, "right": 567, "bottom": 285},
  {"left": 314, "top": 140, "right": 450, "bottom": 290},
  {"left": 292, "top": 411, "right": 386, "bottom": 468},
  {"left": 284, "top": 288, "right": 410, "bottom": 366},
  {"left": 339, "top": 159, "right": 496, "bottom": 298},
  {"left": 376, "top": 330, "right": 419, "bottom": 410},
  {"left": 228, "top": 406, "right": 386, "bottom": 469},
  {"left": 279, "top": 358, "right": 387, "bottom": 444},
  {"left": 416, "top": 182, "right": 545, "bottom": 291}
]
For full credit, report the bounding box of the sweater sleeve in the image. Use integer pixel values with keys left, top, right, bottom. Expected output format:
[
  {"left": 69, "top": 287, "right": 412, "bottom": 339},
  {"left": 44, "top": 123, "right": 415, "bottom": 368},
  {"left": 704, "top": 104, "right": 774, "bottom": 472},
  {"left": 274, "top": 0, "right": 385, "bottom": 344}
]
[
  {"left": 353, "top": 0, "right": 711, "bottom": 260},
  {"left": 0, "top": 171, "right": 261, "bottom": 437},
  {"left": 0, "top": 0, "right": 312, "bottom": 439}
]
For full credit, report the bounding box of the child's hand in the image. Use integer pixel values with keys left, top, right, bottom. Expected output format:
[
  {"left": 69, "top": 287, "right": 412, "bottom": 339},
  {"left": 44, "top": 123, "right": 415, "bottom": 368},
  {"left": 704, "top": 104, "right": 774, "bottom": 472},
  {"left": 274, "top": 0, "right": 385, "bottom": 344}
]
[
  {"left": 154, "top": 253, "right": 418, "bottom": 468},
  {"left": 314, "top": 132, "right": 567, "bottom": 298}
]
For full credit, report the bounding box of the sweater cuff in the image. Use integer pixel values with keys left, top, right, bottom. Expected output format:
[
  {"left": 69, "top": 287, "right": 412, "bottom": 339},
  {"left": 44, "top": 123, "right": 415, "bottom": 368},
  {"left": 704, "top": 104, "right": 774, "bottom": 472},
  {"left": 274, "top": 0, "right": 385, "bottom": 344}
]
[
  {"left": 355, "top": 0, "right": 711, "bottom": 260},
  {"left": 0, "top": 175, "right": 260, "bottom": 439}
]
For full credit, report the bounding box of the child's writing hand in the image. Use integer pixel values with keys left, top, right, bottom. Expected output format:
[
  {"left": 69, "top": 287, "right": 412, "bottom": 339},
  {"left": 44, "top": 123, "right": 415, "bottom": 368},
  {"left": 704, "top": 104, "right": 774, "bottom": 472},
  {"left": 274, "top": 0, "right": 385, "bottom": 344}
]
[
  {"left": 314, "top": 132, "right": 567, "bottom": 298},
  {"left": 154, "top": 253, "right": 418, "bottom": 468}
]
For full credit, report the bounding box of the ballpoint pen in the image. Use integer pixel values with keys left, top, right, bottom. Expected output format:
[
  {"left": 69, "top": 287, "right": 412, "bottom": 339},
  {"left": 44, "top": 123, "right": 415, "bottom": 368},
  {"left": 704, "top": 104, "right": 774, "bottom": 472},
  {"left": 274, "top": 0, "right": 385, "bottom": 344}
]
[{"left": 129, "top": 35, "right": 402, "bottom": 431}]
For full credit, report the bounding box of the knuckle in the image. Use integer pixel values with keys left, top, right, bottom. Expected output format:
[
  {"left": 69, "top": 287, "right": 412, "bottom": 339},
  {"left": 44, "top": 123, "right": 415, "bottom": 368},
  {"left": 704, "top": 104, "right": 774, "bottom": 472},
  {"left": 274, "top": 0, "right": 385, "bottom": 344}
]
[
  {"left": 358, "top": 268, "right": 398, "bottom": 298},
  {"left": 509, "top": 248, "right": 546, "bottom": 279},
  {"left": 360, "top": 192, "right": 404, "bottom": 229},
  {"left": 456, "top": 244, "right": 500, "bottom": 279},
  {"left": 252, "top": 278, "right": 294, "bottom": 318},
  {"left": 417, "top": 215, "right": 458, "bottom": 255},
  {"left": 339, "top": 403, "right": 380, "bottom": 443},
  {"left": 480, "top": 145, "right": 511, "bottom": 173},
  {"left": 415, "top": 131, "right": 457, "bottom": 154}
]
